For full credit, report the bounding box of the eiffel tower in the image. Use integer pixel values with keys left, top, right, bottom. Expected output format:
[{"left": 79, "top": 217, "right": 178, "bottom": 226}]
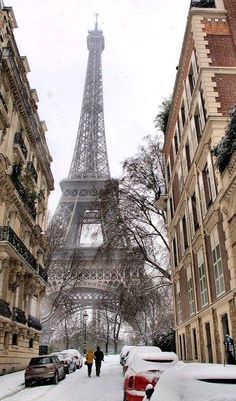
[{"left": 48, "top": 19, "right": 125, "bottom": 313}]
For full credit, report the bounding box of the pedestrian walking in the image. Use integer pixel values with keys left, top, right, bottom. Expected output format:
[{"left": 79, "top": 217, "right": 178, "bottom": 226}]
[
  {"left": 94, "top": 346, "right": 104, "bottom": 376},
  {"left": 85, "top": 348, "right": 94, "bottom": 377}
]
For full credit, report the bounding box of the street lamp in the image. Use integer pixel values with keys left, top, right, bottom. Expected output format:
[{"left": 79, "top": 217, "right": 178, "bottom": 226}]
[{"left": 83, "top": 310, "right": 89, "bottom": 355}]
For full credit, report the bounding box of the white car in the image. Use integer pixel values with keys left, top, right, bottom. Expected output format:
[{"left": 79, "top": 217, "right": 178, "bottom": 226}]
[
  {"left": 151, "top": 362, "right": 236, "bottom": 401},
  {"left": 123, "top": 346, "right": 161, "bottom": 375},
  {"left": 62, "top": 349, "right": 83, "bottom": 369}
]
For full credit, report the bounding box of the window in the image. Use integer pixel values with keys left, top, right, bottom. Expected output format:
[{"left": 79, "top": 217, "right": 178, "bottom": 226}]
[
  {"left": 166, "top": 161, "right": 171, "bottom": 183},
  {"left": 4, "top": 332, "right": 9, "bottom": 349},
  {"left": 185, "top": 141, "right": 191, "bottom": 171},
  {"left": 176, "top": 281, "right": 182, "bottom": 323},
  {"left": 182, "top": 214, "right": 188, "bottom": 250},
  {"left": 181, "top": 101, "right": 186, "bottom": 128},
  {"left": 197, "top": 248, "right": 208, "bottom": 307},
  {"left": 192, "top": 328, "right": 198, "bottom": 359},
  {"left": 187, "top": 265, "right": 195, "bottom": 315},
  {"left": 210, "top": 227, "right": 225, "bottom": 296},
  {"left": 202, "top": 163, "right": 212, "bottom": 207},
  {"left": 191, "top": 192, "right": 199, "bottom": 232},
  {"left": 194, "top": 106, "right": 202, "bottom": 140},
  {"left": 182, "top": 334, "right": 187, "bottom": 360},
  {"left": 12, "top": 333, "right": 18, "bottom": 346},
  {"left": 29, "top": 338, "right": 34, "bottom": 348},
  {"left": 174, "top": 131, "right": 179, "bottom": 155},
  {"left": 172, "top": 237, "right": 178, "bottom": 268},
  {"left": 221, "top": 314, "right": 229, "bottom": 338}
]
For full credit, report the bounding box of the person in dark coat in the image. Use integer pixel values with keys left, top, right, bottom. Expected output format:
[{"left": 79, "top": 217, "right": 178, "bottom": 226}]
[{"left": 94, "top": 346, "right": 104, "bottom": 376}]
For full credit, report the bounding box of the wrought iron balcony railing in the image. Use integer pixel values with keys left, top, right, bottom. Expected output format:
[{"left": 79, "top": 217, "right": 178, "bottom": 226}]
[
  {"left": 27, "top": 161, "right": 38, "bottom": 183},
  {"left": 0, "top": 298, "right": 12, "bottom": 319},
  {"left": 13, "top": 131, "right": 28, "bottom": 159},
  {"left": 28, "top": 315, "right": 42, "bottom": 331},
  {"left": 11, "top": 166, "right": 36, "bottom": 220},
  {"left": 12, "top": 307, "right": 27, "bottom": 324},
  {"left": 190, "top": 0, "right": 215, "bottom": 8},
  {"left": 0, "top": 226, "right": 48, "bottom": 282}
]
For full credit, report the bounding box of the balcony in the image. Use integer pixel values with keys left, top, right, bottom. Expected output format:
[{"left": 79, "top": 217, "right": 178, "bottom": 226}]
[
  {"left": 27, "top": 161, "right": 38, "bottom": 183},
  {"left": 0, "top": 298, "right": 12, "bottom": 319},
  {"left": 28, "top": 315, "right": 42, "bottom": 331},
  {"left": 0, "top": 226, "right": 48, "bottom": 283},
  {"left": 190, "top": 0, "right": 215, "bottom": 7},
  {"left": 12, "top": 307, "right": 27, "bottom": 325},
  {"left": 11, "top": 165, "right": 36, "bottom": 220},
  {"left": 13, "top": 131, "right": 28, "bottom": 159}
]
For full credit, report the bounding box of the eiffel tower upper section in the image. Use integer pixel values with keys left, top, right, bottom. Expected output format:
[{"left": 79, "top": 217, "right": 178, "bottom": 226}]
[
  {"left": 68, "top": 20, "right": 110, "bottom": 180},
  {"left": 56, "top": 21, "right": 111, "bottom": 246}
]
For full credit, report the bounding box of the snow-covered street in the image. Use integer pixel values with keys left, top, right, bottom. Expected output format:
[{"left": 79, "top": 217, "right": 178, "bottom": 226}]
[{"left": 0, "top": 355, "right": 123, "bottom": 401}]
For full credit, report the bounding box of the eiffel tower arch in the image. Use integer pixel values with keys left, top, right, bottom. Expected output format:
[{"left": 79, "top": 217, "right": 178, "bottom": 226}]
[{"left": 45, "top": 21, "right": 138, "bottom": 327}]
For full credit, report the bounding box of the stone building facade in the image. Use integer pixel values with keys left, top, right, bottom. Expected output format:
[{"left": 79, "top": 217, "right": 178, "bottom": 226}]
[
  {"left": 0, "top": 6, "right": 53, "bottom": 373},
  {"left": 163, "top": 0, "right": 236, "bottom": 363}
]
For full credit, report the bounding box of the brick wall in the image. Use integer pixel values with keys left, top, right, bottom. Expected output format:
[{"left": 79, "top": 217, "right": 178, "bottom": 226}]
[
  {"left": 207, "top": 35, "right": 236, "bottom": 66},
  {"left": 215, "top": 74, "right": 236, "bottom": 115},
  {"left": 229, "top": 298, "right": 236, "bottom": 340},
  {"left": 223, "top": 0, "right": 236, "bottom": 48}
]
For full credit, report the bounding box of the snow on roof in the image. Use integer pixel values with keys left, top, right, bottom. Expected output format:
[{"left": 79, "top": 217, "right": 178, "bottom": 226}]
[{"left": 151, "top": 363, "right": 236, "bottom": 401}]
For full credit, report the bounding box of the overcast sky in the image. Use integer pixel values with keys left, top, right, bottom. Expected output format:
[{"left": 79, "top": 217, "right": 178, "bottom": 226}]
[{"left": 6, "top": 0, "right": 190, "bottom": 213}]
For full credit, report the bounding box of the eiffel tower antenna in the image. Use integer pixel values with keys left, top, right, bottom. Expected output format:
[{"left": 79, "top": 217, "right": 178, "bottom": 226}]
[{"left": 95, "top": 13, "right": 98, "bottom": 30}]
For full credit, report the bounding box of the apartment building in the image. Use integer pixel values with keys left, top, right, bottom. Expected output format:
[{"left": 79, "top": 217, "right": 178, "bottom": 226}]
[
  {"left": 0, "top": 6, "right": 54, "bottom": 373},
  {"left": 164, "top": 0, "right": 236, "bottom": 363}
]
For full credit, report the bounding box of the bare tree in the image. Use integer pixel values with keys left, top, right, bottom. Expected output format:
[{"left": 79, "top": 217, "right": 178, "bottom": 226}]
[{"left": 98, "top": 135, "right": 170, "bottom": 281}]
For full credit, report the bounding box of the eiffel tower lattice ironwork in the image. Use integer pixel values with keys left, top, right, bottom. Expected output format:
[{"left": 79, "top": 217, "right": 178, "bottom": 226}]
[{"left": 49, "top": 21, "right": 125, "bottom": 309}]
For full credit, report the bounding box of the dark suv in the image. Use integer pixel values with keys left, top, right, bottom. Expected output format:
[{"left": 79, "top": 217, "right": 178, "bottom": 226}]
[{"left": 25, "top": 355, "right": 66, "bottom": 386}]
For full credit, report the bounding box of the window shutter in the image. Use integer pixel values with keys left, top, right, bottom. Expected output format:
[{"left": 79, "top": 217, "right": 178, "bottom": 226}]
[
  {"left": 185, "top": 77, "right": 191, "bottom": 106},
  {"left": 195, "top": 184, "right": 201, "bottom": 224},
  {"left": 207, "top": 153, "right": 217, "bottom": 201},
  {"left": 190, "top": 116, "right": 198, "bottom": 154},
  {"left": 182, "top": 147, "right": 188, "bottom": 182},
  {"left": 188, "top": 197, "right": 194, "bottom": 238},
  {"left": 198, "top": 172, "right": 207, "bottom": 217},
  {"left": 188, "top": 130, "right": 194, "bottom": 162},
  {"left": 192, "top": 52, "right": 198, "bottom": 83},
  {"left": 198, "top": 92, "right": 205, "bottom": 131}
]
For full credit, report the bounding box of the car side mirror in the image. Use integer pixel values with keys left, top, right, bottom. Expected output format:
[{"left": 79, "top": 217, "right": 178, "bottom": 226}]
[{"left": 145, "top": 387, "right": 154, "bottom": 399}]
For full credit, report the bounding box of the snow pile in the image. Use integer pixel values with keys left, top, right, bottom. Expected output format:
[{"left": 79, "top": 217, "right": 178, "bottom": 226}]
[
  {"left": 151, "top": 363, "right": 236, "bottom": 401},
  {"left": 0, "top": 370, "right": 24, "bottom": 399}
]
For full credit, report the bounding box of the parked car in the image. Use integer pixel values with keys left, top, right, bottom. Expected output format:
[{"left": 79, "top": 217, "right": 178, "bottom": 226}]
[
  {"left": 62, "top": 348, "right": 83, "bottom": 369},
  {"left": 151, "top": 362, "right": 236, "bottom": 401},
  {"left": 123, "top": 350, "right": 178, "bottom": 401},
  {"left": 120, "top": 346, "right": 134, "bottom": 366},
  {"left": 123, "top": 346, "right": 161, "bottom": 375},
  {"left": 51, "top": 352, "right": 76, "bottom": 374},
  {"left": 25, "top": 355, "right": 66, "bottom": 386}
]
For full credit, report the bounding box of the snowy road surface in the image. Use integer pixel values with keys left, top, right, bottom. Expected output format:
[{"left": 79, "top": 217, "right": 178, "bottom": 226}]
[{"left": 1, "top": 355, "right": 123, "bottom": 401}]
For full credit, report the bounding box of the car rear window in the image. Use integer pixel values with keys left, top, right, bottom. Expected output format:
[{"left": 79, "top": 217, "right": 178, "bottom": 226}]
[
  {"left": 143, "top": 359, "right": 174, "bottom": 363},
  {"left": 29, "top": 357, "right": 52, "bottom": 365},
  {"left": 197, "top": 378, "right": 236, "bottom": 384}
]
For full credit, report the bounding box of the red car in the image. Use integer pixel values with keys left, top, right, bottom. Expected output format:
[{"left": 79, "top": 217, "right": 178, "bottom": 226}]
[{"left": 123, "top": 350, "right": 178, "bottom": 401}]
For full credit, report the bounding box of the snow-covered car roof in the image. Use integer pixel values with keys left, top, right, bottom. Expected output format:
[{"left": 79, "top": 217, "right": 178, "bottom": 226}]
[
  {"left": 151, "top": 362, "right": 236, "bottom": 401},
  {"left": 125, "top": 346, "right": 162, "bottom": 365},
  {"left": 126, "top": 351, "right": 178, "bottom": 375}
]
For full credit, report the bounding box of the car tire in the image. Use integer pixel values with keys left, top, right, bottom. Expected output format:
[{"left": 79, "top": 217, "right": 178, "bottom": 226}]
[
  {"left": 52, "top": 372, "right": 59, "bottom": 385},
  {"left": 25, "top": 380, "right": 31, "bottom": 387},
  {"left": 61, "top": 370, "right": 66, "bottom": 380},
  {"left": 123, "top": 393, "right": 127, "bottom": 401},
  {"left": 74, "top": 364, "right": 77, "bottom": 372}
]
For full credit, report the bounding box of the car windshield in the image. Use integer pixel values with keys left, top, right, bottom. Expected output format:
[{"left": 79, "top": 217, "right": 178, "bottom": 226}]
[{"left": 29, "top": 357, "right": 52, "bottom": 365}]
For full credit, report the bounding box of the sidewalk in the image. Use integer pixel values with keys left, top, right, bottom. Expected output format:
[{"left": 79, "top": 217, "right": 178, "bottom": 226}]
[{"left": 0, "top": 370, "right": 25, "bottom": 400}]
